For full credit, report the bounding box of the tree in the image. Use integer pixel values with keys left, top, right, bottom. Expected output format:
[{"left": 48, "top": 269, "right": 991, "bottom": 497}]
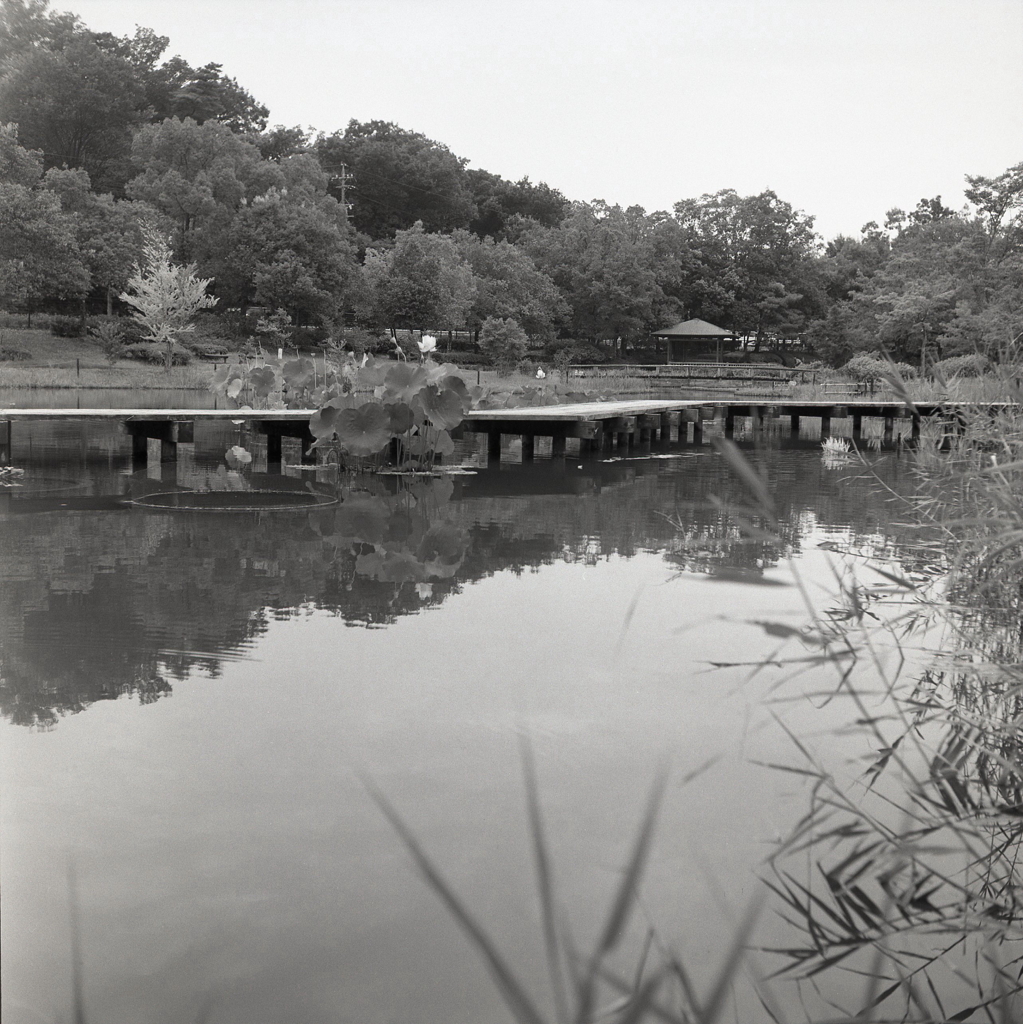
[
  {"left": 119, "top": 222, "right": 217, "bottom": 368},
  {"left": 126, "top": 117, "right": 279, "bottom": 252},
  {"left": 0, "top": 31, "right": 149, "bottom": 191},
  {"left": 0, "top": 124, "right": 89, "bottom": 317},
  {"left": 450, "top": 229, "right": 566, "bottom": 341},
  {"left": 465, "top": 169, "right": 568, "bottom": 239},
  {"left": 479, "top": 315, "right": 528, "bottom": 372},
  {"left": 314, "top": 120, "right": 474, "bottom": 239},
  {"left": 520, "top": 201, "right": 671, "bottom": 353},
  {"left": 197, "top": 184, "right": 358, "bottom": 323},
  {"left": 672, "top": 189, "right": 823, "bottom": 346},
  {"left": 362, "top": 222, "right": 476, "bottom": 333},
  {"left": 41, "top": 164, "right": 147, "bottom": 312}
]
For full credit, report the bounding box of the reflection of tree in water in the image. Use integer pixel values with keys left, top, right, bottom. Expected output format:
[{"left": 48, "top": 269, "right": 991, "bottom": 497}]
[{"left": 0, "top": 449, "right": 913, "bottom": 727}]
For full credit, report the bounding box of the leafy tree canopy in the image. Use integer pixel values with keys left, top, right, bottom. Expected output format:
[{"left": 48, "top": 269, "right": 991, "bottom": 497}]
[{"left": 315, "top": 120, "right": 475, "bottom": 240}]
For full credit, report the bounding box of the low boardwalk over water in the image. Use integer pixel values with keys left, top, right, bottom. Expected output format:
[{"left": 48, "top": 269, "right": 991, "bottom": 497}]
[{"left": 0, "top": 399, "right": 1002, "bottom": 466}]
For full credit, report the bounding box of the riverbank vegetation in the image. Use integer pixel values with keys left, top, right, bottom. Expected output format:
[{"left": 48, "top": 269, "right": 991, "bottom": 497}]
[{"left": 2, "top": 1, "right": 1020, "bottom": 378}]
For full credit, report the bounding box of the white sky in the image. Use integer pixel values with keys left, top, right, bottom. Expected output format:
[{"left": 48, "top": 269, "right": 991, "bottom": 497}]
[{"left": 68, "top": 0, "right": 1023, "bottom": 240}]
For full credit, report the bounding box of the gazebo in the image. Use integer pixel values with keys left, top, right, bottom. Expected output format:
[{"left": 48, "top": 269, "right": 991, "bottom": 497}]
[{"left": 652, "top": 318, "right": 737, "bottom": 364}]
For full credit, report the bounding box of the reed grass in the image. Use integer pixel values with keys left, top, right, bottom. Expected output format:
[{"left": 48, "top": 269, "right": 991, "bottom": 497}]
[{"left": 368, "top": 352, "right": 1021, "bottom": 1023}]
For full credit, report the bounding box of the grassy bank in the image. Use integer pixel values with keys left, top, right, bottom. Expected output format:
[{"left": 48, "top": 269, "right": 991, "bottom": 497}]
[{"left": 0, "top": 327, "right": 221, "bottom": 389}]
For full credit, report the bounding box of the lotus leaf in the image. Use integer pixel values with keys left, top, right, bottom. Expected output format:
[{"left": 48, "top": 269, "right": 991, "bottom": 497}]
[
  {"left": 247, "top": 366, "right": 278, "bottom": 398},
  {"left": 424, "top": 360, "right": 463, "bottom": 384},
  {"left": 419, "top": 384, "right": 466, "bottom": 430},
  {"left": 386, "top": 402, "right": 415, "bottom": 434},
  {"left": 226, "top": 377, "right": 244, "bottom": 399},
  {"left": 357, "top": 354, "right": 392, "bottom": 388},
  {"left": 282, "top": 357, "right": 315, "bottom": 391},
  {"left": 383, "top": 362, "right": 430, "bottom": 404},
  {"left": 309, "top": 405, "right": 341, "bottom": 440},
  {"left": 407, "top": 428, "right": 454, "bottom": 459},
  {"left": 439, "top": 374, "right": 469, "bottom": 404},
  {"left": 335, "top": 402, "right": 392, "bottom": 456}
]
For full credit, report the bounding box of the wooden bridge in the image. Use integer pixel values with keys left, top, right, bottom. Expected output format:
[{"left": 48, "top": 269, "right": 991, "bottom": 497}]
[{"left": 0, "top": 399, "right": 993, "bottom": 467}]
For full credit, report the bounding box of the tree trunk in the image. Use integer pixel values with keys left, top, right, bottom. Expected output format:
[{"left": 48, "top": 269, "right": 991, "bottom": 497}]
[{"left": 106, "top": 287, "right": 113, "bottom": 316}]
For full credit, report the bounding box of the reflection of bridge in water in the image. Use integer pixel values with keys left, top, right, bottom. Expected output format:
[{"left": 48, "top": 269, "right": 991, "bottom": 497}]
[
  {"left": 0, "top": 434, "right": 930, "bottom": 728},
  {"left": 1, "top": 399, "right": 1000, "bottom": 468}
]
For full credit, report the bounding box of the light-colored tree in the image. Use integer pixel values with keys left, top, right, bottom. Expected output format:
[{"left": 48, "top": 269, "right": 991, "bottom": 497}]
[{"left": 119, "top": 222, "right": 217, "bottom": 369}]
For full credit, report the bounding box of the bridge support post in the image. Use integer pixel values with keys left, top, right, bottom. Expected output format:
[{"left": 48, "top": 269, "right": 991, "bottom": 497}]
[
  {"left": 820, "top": 415, "right": 832, "bottom": 439},
  {"left": 883, "top": 416, "right": 895, "bottom": 445},
  {"left": 131, "top": 431, "right": 148, "bottom": 470},
  {"left": 487, "top": 430, "right": 502, "bottom": 463},
  {"left": 265, "top": 429, "right": 283, "bottom": 467},
  {"left": 852, "top": 413, "right": 863, "bottom": 439},
  {"left": 789, "top": 413, "right": 800, "bottom": 435},
  {"left": 551, "top": 434, "right": 566, "bottom": 458},
  {"left": 724, "top": 412, "right": 735, "bottom": 437},
  {"left": 660, "top": 412, "right": 672, "bottom": 442},
  {"left": 911, "top": 414, "right": 921, "bottom": 442},
  {"left": 521, "top": 434, "right": 534, "bottom": 462},
  {"left": 0, "top": 419, "right": 9, "bottom": 463}
]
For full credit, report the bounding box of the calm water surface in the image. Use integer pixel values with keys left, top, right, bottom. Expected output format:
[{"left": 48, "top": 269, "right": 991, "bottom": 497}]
[{"left": 0, "top": 419, "right": 923, "bottom": 1024}]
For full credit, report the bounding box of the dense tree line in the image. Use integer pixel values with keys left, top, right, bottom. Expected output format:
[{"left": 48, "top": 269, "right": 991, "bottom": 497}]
[{"left": 1, "top": 0, "right": 1020, "bottom": 365}]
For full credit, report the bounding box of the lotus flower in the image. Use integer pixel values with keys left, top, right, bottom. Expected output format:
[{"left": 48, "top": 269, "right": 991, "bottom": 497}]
[
  {"left": 417, "top": 335, "right": 438, "bottom": 356},
  {"left": 535, "top": 366, "right": 546, "bottom": 379}
]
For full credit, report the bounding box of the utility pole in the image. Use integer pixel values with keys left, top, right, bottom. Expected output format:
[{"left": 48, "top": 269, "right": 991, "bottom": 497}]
[{"left": 335, "top": 163, "right": 354, "bottom": 225}]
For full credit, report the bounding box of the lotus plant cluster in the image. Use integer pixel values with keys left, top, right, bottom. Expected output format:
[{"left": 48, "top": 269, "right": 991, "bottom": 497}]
[{"left": 211, "top": 343, "right": 601, "bottom": 472}]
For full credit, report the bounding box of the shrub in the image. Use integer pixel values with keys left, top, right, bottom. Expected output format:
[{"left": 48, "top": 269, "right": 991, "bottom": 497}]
[
  {"left": 187, "top": 340, "right": 231, "bottom": 359},
  {"left": 843, "top": 354, "right": 917, "bottom": 384},
  {"left": 337, "top": 327, "right": 393, "bottom": 356},
  {"left": 289, "top": 325, "right": 327, "bottom": 348},
  {"left": 89, "top": 315, "right": 146, "bottom": 344},
  {"left": 479, "top": 316, "right": 528, "bottom": 374},
  {"left": 441, "top": 350, "right": 491, "bottom": 367},
  {"left": 0, "top": 347, "right": 32, "bottom": 361},
  {"left": 123, "top": 342, "right": 192, "bottom": 366},
  {"left": 931, "top": 353, "right": 991, "bottom": 378},
  {"left": 49, "top": 315, "right": 85, "bottom": 338}
]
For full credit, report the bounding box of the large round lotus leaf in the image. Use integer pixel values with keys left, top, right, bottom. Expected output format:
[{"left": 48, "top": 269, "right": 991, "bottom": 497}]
[
  {"left": 309, "top": 405, "right": 341, "bottom": 439},
  {"left": 383, "top": 362, "right": 429, "bottom": 404},
  {"left": 424, "top": 360, "right": 462, "bottom": 384},
  {"left": 419, "top": 385, "right": 465, "bottom": 430},
  {"left": 335, "top": 402, "right": 392, "bottom": 456},
  {"left": 282, "top": 356, "right": 314, "bottom": 387},
  {"left": 247, "top": 366, "right": 278, "bottom": 398},
  {"left": 226, "top": 377, "right": 244, "bottom": 399},
  {"left": 432, "top": 429, "right": 455, "bottom": 457},
  {"left": 438, "top": 374, "right": 469, "bottom": 403},
  {"left": 357, "top": 354, "right": 392, "bottom": 388},
  {"left": 386, "top": 402, "right": 415, "bottom": 434}
]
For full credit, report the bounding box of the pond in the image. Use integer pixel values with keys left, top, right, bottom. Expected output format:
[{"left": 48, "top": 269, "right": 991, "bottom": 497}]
[{"left": 0, "top": 420, "right": 940, "bottom": 1024}]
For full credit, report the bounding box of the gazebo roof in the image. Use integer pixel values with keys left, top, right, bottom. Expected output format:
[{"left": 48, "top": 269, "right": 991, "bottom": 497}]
[{"left": 652, "top": 318, "right": 734, "bottom": 338}]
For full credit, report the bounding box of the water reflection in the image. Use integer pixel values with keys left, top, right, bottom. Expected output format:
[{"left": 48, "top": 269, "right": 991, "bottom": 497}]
[{"left": 1, "top": 429, "right": 915, "bottom": 729}]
